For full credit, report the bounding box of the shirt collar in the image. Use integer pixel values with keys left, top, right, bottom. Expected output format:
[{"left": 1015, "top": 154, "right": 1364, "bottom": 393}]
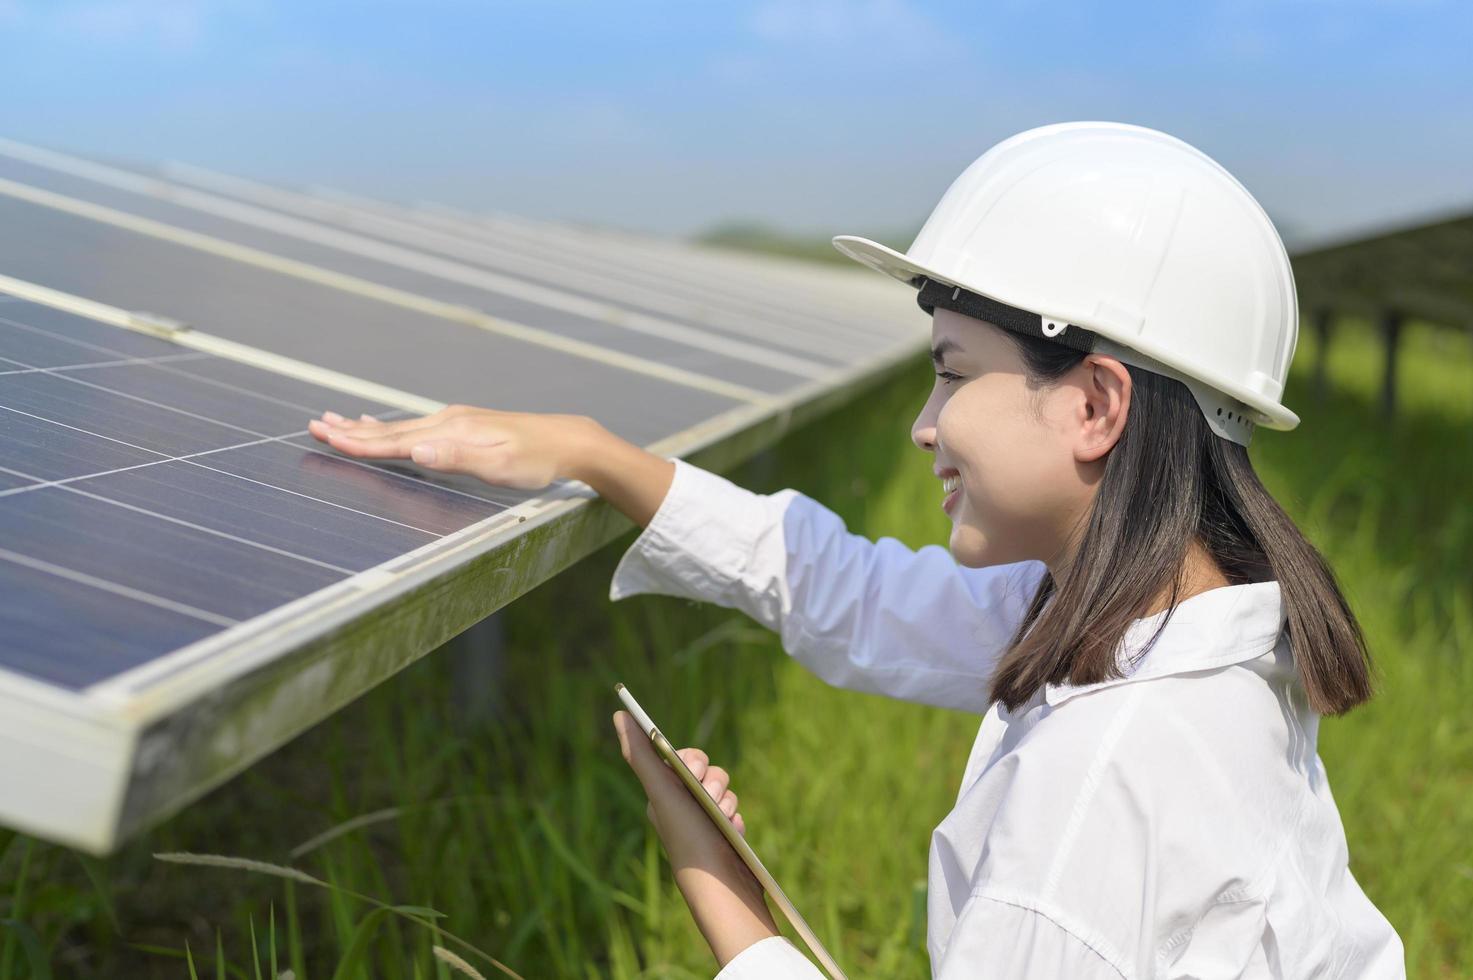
[{"left": 1042, "top": 581, "right": 1287, "bottom": 707}]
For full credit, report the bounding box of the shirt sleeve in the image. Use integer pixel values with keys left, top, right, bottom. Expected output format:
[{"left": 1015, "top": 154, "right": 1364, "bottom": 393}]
[
  {"left": 712, "top": 936, "right": 826, "bottom": 979},
  {"left": 935, "top": 894, "right": 1127, "bottom": 979},
  {"left": 609, "top": 457, "right": 1047, "bottom": 713}
]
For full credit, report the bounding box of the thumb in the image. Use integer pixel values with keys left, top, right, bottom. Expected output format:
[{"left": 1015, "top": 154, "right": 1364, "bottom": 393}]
[{"left": 613, "top": 712, "right": 680, "bottom": 803}]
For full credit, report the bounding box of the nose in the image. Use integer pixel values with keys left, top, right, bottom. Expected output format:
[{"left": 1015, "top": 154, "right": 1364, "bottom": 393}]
[{"left": 912, "top": 405, "right": 937, "bottom": 453}]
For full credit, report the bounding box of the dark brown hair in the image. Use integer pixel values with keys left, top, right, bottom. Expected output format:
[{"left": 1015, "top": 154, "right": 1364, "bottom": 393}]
[{"left": 986, "top": 328, "right": 1375, "bottom": 716}]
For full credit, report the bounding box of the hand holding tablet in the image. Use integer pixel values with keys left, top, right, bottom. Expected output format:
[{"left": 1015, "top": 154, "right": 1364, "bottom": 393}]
[{"left": 613, "top": 683, "right": 849, "bottom": 980}]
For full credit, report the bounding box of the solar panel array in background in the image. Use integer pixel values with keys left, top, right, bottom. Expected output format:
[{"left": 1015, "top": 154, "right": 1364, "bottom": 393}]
[{"left": 0, "top": 300, "right": 542, "bottom": 690}]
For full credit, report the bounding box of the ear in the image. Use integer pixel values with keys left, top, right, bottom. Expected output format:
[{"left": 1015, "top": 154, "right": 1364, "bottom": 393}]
[{"left": 1073, "top": 355, "right": 1131, "bottom": 463}]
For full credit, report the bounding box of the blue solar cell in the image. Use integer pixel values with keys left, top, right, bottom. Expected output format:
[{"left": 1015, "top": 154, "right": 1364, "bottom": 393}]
[
  {"left": 162, "top": 356, "right": 397, "bottom": 420},
  {"left": 273, "top": 432, "right": 543, "bottom": 508},
  {"left": 0, "top": 486, "right": 348, "bottom": 622},
  {"left": 0, "top": 303, "right": 181, "bottom": 362},
  {"left": 0, "top": 370, "right": 251, "bottom": 455},
  {"left": 0, "top": 557, "right": 221, "bottom": 690},
  {"left": 198, "top": 440, "right": 503, "bottom": 536},
  {"left": 55, "top": 361, "right": 341, "bottom": 436},
  {"left": 0, "top": 406, "right": 163, "bottom": 481},
  {"left": 0, "top": 297, "right": 529, "bottom": 693},
  {"left": 0, "top": 471, "right": 38, "bottom": 491},
  {"left": 72, "top": 460, "right": 439, "bottom": 571}
]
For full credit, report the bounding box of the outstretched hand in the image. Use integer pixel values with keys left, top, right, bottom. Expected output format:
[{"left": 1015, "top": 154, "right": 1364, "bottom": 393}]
[{"left": 307, "top": 404, "right": 601, "bottom": 489}]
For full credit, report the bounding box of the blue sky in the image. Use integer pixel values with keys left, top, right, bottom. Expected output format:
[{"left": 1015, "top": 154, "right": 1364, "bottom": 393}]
[{"left": 1, "top": 0, "right": 1469, "bottom": 249}]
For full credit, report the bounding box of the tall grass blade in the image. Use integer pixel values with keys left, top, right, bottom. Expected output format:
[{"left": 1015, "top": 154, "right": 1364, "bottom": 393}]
[
  {"left": 153, "top": 852, "right": 525, "bottom": 980},
  {"left": 0, "top": 921, "right": 49, "bottom": 980},
  {"left": 432, "top": 946, "right": 487, "bottom": 980},
  {"left": 328, "top": 908, "right": 392, "bottom": 980},
  {"left": 0, "top": 836, "right": 33, "bottom": 980}
]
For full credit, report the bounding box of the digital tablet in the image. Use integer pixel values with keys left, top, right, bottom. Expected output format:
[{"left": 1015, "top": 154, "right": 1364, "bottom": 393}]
[{"left": 614, "top": 682, "right": 849, "bottom": 980}]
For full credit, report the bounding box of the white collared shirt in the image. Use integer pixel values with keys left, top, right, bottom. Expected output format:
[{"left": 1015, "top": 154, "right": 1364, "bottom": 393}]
[{"left": 609, "top": 458, "right": 1405, "bottom": 979}]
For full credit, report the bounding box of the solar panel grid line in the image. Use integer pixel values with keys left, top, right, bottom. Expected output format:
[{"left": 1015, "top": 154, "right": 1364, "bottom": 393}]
[
  {"left": 0, "top": 350, "right": 212, "bottom": 376},
  {"left": 0, "top": 273, "right": 447, "bottom": 416},
  {"left": 87, "top": 487, "right": 556, "bottom": 705},
  {"left": 313, "top": 183, "right": 884, "bottom": 315},
  {"left": 0, "top": 317, "right": 413, "bottom": 434},
  {"left": 0, "top": 243, "right": 750, "bottom": 449},
  {"left": 4, "top": 348, "right": 307, "bottom": 443},
  {"left": 295, "top": 178, "right": 907, "bottom": 341},
  {"left": 154, "top": 331, "right": 449, "bottom": 417},
  {"left": 0, "top": 270, "right": 166, "bottom": 337},
  {"left": 399, "top": 193, "right": 886, "bottom": 308},
  {"left": 0, "top": 546, "right": 239, "bottom": 628},
  {"left": 0, "top": 301, "right": 534, "bottom": 703},
  {"left": 644, "top": 331, "right": 925, "bottom": 460},
  {"left": 50, "top": 482, "right": 360, "bottom": 574},
  {"left": 350, "top": 193, "right": 913, "bottom": 345},
  {"left": 171, "top": 163, "right": 897, "bottom": 362},
  {"left": 183, "top": 450, "right": 472, "bottom": 536},
  {"left": 180, "top": 174, "right": 874, "bottom": 367},
  {"left": 0, "top": 142, "right": 834, "bottom": 382},
  {"left": 406, "top": 196, "right": 916, "bottom": 326},
  {"left": 0, "top": 466, "right": 361, "bottom": 587},
  {"left": 0, "top": 176, "right": 779, "bottom": 405},
  {"left": 161, "top": 162, "right": 889, "bottom": 363},
  {"left": 0, "top": 425, "right": 270, "bottom": 496},
  {"left": 0, "top": 295, "right": 527, "bottom": 518},
  {"left": 0, "top": 359, "right": 444, "bottom": 516},
  {"left": 189, "top": 173, "right": 872, "bottom": 361},
  {"left": 0, "top": 414, "right": 484, "bottom": 538}
]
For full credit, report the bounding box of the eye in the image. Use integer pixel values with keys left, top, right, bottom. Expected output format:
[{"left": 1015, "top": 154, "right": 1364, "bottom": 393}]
[{"left": 934, "top": 370, "right": 963, "bottom": 384}]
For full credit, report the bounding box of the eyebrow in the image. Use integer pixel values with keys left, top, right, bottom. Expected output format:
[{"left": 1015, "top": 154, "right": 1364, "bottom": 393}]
[{"left": 930, "top": 338, "right": 963, "bottom": 366}]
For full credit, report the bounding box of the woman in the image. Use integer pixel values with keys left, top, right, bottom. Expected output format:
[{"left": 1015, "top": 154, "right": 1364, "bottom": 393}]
[{"left": 309, "top": 122, "right": 1405, "bottom": 978}]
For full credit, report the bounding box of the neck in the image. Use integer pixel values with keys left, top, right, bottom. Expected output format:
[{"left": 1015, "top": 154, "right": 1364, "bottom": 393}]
[{"left": 1139, "top": 539, "right": 1232, "bottom": 618}]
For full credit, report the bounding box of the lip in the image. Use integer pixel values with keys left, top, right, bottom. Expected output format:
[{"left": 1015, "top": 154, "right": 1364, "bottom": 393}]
[{"left": 937, "top": 464, "right": 961, "bottom": 515}]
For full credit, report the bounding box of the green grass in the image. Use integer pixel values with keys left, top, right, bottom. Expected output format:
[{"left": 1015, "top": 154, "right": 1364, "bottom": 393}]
[{"left": 0, "top": 317, "right": 1468, "bottom": 978}]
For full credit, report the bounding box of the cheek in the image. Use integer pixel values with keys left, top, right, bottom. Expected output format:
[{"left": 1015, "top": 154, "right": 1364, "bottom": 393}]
[{"left": 938, "top": 385, "right": 1073, "bottom": 534}]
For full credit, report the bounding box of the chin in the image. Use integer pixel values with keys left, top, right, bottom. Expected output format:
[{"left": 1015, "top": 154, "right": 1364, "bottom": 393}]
[{"left": 948, "top": 524, "right": 994, "bottom": 568}]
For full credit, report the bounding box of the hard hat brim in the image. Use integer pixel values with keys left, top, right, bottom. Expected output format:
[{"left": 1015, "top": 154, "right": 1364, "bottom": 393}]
[{"left": 830, "top": 234, "right": 1300, "bottom": 434}]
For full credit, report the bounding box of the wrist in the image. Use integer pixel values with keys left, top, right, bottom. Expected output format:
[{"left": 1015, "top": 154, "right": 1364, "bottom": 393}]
[
  {"left": 559, "top": 418, "right": 676, "bottom": 528},
  {"left": 673, "top": 864, "right": 781, "bottom": 967},
  {"left": 558, "top": 416, "right": 617, "bottom": 485}
]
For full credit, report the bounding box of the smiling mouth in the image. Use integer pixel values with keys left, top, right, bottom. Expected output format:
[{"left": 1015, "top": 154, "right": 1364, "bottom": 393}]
[{"left": 942, "top": 474, "right": 960, "bottom": 494}]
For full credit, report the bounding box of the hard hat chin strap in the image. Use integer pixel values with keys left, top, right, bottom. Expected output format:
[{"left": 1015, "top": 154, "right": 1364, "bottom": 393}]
[{"left": 913, "top": 275, "right": 1255, "bottom": 448}]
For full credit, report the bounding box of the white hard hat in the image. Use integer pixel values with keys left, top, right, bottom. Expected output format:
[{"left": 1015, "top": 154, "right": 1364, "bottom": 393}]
[{"left": 833, "top": 120, "right": 1300, "bottom": 446}]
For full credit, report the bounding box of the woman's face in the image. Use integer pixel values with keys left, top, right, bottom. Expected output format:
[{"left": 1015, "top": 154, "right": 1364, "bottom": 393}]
[{"left": 912, "top": 308, "right": 1124, "bottom": 570}]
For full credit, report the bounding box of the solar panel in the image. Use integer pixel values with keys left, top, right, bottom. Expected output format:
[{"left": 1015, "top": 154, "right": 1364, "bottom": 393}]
[
  {"left": 0, "top": 299, "right": 526, "bottom": 687},
  {"left": 0, "top": 139, "right": 926, "bottom": 853}
]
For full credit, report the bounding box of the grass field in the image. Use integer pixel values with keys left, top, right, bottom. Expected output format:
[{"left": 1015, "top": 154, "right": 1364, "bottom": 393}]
[{"left": 0, "top": 315, "right": 1468, "bottom": 978}]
